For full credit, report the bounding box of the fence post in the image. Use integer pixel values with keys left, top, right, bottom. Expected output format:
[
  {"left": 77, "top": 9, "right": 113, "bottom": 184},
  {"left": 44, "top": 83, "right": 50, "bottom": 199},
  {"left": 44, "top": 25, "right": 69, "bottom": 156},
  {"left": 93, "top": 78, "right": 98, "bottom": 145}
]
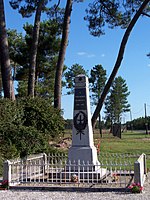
[
  {"left": 134, "top": 161, "right": 140, "bottom": 184},
  {"left": 43, "top": 153, "right": 47, "bottom": 174},
  {"left": 3, "top": 160, "right": 11, "bottom": 185},
  {"left": 143, "top": 154, "right": 147, "bottom": 175},
  {"left": 134, "top": 153, "right": 146, "bottom": 187}
]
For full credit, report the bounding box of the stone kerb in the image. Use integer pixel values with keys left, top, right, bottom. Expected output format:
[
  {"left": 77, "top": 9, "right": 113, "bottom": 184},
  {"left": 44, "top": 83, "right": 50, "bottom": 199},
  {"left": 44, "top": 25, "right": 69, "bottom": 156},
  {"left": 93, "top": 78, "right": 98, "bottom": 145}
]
[{"left": 134, "top": 153, "right": 147, "bottom": 187}]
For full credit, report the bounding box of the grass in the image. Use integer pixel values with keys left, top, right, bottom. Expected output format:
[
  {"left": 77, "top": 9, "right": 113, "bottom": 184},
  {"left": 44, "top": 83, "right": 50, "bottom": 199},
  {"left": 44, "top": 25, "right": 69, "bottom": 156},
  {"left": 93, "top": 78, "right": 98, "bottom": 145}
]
[
  {"left": 94, "top": 130, "right": 150, "bottom": 154},
  {"left": 65, "top": 129, "right": 150, "bottom": 154}
]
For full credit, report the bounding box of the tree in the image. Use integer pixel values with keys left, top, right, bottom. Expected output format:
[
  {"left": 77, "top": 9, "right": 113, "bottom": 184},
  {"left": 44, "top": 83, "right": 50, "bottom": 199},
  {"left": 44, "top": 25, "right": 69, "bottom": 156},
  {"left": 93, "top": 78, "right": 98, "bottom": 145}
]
[
  {"left": 9, "top": 0, "right": 64, "bottom": 98},
  {"left": 54, "top": 0, "right": 73, "bottom": 109},
  {"left": 89, "top": 64, "right": 107, "bottom": 105},
  {"left": 64, "top": 63, "right": 88, "bottom": 95},
  {"left": 84, "top": 0, "right": 150, "bottom": 128},
  {"left": 10, "top": 0, "right": 49, "bottom": 97},
  {"left": 0, "top": 66, "right": 2, "bottom": 98},
  {"left": 127, "top": 116, "right": 150, "bottom": 130},
  {"left": 54, "top": 0, "right": 84, "bottom": 109},
  {"left": 7, "top": 20, "right": 62, "bottom": 99},
  {"left": 27, "top": 0, "right": 46, "bottom": 97},
  {"left": 104, "top": 76, "right": 130, "bottom": 124},
  {"left": 89, "top": 64, "right": 107, "bottom": 136},
  {"left": 0, "top": 0, "right": 15, "bottom": 99}
]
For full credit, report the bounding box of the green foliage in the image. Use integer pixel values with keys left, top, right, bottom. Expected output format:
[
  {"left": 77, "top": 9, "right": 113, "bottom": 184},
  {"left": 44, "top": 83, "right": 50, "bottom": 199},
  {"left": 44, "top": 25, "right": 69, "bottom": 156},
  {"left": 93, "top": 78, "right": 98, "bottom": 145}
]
[
  {"left": 9, "top": 0, "right": 49, "bottom": 18},
  {"left": 89, "top": 64, "right": 107, "bottom": 106},
  {"left": 127, "top": 116, "right": 150, "bottom": 130},
  {"left": 8, "top": 20, "right": 62, "bottom": 99},
  {"left": 64, "top": 64, "right": 88, "bottom": 95},
  {"left": 0, "top": 97, "right": 65, "bottom": 158},
  {"left": 84, "top": 0, "right": 150, "bottom": 36},
  {"left": 104, "top": 76, "right": 130, "bottom": 123},
  {"left": 16, "top": 81, "right": 28, "bottom": 97},
  {"left": 12, "top": 125, "right": 48, "bottom": 158},
  {"left": 18, "top": 97, "right": 65, "bottom": 138}
]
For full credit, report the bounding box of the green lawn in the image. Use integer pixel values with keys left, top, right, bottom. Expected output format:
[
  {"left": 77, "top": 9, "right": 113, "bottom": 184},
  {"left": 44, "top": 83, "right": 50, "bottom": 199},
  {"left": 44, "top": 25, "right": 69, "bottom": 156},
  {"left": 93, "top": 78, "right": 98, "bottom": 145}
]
[{"left": 95, "top": 130, "right": 150, "bottom": 154}]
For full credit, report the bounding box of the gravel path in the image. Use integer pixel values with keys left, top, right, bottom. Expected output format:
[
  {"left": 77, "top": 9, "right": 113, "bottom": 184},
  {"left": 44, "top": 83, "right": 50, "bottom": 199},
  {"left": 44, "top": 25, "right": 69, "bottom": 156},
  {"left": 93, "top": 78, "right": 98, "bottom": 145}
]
[
  {"left": 1, "top": 189, "right": 150, "bottom": 200},
  {"left": 0, "top": 174, "right": 150, "bottom": 200}
]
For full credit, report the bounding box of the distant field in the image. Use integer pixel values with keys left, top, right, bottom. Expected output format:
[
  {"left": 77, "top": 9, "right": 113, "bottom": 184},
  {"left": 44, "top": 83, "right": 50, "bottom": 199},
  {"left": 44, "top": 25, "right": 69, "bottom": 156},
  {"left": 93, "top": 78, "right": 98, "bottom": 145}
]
[{"left": 93, "top": 130, "right": 150, "bottom": 154}]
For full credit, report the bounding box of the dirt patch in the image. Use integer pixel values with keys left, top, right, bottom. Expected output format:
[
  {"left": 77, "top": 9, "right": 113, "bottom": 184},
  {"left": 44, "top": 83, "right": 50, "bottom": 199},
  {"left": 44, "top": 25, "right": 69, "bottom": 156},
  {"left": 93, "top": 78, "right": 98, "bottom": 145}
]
[
  {"left": 50, "top": 137, "right": 72, "bottom": 150},
  {"left": 141, "top": 138, "right": 150, "bottom": 141}
]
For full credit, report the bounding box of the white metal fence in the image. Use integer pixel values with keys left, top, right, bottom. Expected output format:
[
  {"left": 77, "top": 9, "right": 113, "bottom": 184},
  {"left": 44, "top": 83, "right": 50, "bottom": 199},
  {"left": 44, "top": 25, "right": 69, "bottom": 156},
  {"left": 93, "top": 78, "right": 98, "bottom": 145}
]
[{"left": 3, "top": 152, "right": 141, "bottom": 188}]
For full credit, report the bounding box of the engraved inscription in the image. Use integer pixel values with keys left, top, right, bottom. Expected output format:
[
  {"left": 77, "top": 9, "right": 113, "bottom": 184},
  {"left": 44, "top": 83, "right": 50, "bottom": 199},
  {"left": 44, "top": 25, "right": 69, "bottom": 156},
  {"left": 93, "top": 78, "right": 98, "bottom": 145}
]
[{"left": 74, "top": 88, "right": 86, "bottom": 110}]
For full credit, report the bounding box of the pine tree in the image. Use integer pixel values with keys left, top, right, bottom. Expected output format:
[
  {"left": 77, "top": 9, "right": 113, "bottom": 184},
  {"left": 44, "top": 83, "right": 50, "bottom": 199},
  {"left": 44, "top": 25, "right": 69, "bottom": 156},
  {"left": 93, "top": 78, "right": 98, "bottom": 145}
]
[
  {"left": 104, "top": 76, "right": 130, "bottom": 124},
  {"left": 64, "top": 63, "right": 87, "bottom": 95},
  {"left": 8, "top": 20, "right": 62, "bottom": 99},
  {"left": 0, "top": 0, "right": 15, "bottom": 99},
  {"left": 89, "top": 64, "right": 107, "bottom": 136},
  {"left": 89, "top": 64, "right": 107, "bottom": 105}
]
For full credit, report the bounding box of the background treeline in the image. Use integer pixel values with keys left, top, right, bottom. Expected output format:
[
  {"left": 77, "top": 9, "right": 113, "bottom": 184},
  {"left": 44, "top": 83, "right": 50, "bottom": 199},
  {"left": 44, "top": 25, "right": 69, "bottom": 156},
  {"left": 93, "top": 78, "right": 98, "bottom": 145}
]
[
  {"left": 65, "top": 117, "right": 150, "bottom": 131},
  {"left": 126, "top": 117, "right": 150, "bottom": 130}
]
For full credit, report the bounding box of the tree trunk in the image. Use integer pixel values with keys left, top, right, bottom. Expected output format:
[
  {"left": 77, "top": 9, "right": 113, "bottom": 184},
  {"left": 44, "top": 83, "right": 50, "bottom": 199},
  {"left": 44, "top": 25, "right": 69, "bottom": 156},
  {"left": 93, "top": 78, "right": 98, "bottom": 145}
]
[
  {"left": 28, "top": 0, "right": 44, "bottom": 97},
  {"left": 35, "top": 62, "right": 39, "bottom": 97},
  {"left": 54, "top": 0, "right": 73, "bottom": 109},
  {"left": 0, "top": 0, "right": 15, "bottom": 99},
  {"left": 0, "top": 65, "right": 2, "bottom": 98},
  {"left": 92, "top": 0, "right": 150, "bottom": 128}
]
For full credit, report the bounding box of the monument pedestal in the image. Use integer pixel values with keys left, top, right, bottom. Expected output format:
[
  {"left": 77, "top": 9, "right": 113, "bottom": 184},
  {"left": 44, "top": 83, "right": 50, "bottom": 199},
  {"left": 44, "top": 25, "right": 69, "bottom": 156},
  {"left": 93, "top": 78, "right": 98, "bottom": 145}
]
[{"left": 68, "top": 146, "right": 100, "bottom": 171}]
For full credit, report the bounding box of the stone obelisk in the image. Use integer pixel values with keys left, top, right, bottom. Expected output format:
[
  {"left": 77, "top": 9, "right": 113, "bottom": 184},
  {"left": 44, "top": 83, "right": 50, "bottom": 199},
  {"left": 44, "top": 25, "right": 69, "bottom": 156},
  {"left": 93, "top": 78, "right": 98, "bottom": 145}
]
[{"left": 68, "top": 75, "right": 100, "bottom": 169}]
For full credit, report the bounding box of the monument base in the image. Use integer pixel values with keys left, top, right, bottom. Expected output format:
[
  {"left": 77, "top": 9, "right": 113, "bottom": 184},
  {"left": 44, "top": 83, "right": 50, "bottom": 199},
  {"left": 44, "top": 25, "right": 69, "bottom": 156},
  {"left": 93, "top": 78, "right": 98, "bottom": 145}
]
[
  {"left": 68, "top": 146, "right": 99, "bottom": 165},
  {"left": 68, "top": 146, "right": 100, "bottom": 171}
]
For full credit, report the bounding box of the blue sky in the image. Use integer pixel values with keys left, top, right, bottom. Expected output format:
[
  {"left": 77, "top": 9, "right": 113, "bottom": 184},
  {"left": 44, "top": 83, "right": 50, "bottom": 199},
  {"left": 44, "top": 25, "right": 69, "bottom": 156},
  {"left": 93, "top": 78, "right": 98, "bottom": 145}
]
[{"left": 4, "top": 1, "right": 150, "bottom": 122}]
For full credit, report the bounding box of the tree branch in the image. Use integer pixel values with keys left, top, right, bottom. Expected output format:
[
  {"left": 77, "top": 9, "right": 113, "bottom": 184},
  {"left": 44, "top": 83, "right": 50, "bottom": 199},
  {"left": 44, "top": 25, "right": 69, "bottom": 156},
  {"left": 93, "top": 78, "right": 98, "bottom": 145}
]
[
  {"left": 142, "top": 11, "right": 150, "bottom": 18},
  {"left": 55, "top": 0, "right": 61, "bottom": 11}
]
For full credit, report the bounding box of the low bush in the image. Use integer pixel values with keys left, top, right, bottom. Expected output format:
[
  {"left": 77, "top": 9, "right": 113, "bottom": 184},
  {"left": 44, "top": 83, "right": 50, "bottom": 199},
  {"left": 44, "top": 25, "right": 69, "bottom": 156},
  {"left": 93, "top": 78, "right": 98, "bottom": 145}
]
[{"left": 0, "top": 97, "right": 65, "bottom": 160}]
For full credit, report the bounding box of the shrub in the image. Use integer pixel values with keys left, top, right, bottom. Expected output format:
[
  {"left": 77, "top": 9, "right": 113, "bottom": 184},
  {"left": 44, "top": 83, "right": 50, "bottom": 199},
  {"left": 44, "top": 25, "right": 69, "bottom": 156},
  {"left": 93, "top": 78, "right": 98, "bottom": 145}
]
[{"left": 0, "top": 97, "right": 65, "bottom": 159}]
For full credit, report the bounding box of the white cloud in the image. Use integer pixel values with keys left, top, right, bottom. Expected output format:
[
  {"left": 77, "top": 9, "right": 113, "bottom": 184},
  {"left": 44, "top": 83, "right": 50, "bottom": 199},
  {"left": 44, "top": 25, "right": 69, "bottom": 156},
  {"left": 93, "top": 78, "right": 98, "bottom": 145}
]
[
  {"left": 77, "top": 52, "right": 86, "bottom": 56},
  {"left": 77, "top": 51, "right": 96, "bottom": 58},
  {"left": 101, "top": 54, "right": 105, "bottom": 57}
]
